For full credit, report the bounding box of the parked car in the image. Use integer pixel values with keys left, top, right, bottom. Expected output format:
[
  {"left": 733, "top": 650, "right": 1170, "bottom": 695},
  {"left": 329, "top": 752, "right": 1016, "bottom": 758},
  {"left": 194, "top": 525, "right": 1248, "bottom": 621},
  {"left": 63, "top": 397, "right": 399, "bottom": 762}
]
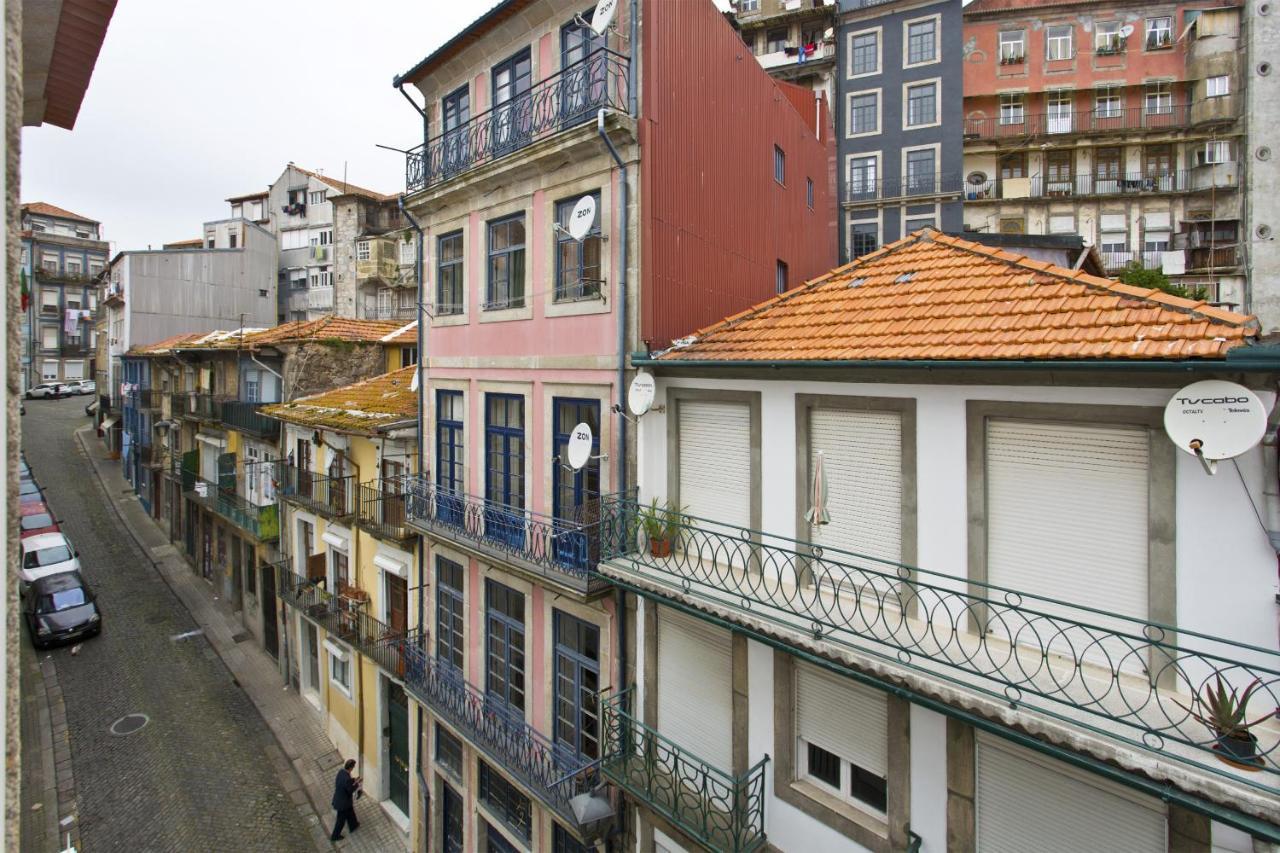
[
  {"left": 77, "top": 380, "right": 96, "bottom": 395},
  {"left": 19, "top": 490, "right": 45, "bottom": 506},
  {"left": 19, "top": 504, "right": 59, "bottom": 539},
  {"left": 24, "top": 571, "right": 100, "bottom": 649},
  {"left": 19, "top": 479, "right": 41, "bottom": 497},
  {"left": 19, "top": 532, "right": 81, "bottom": 589},
  {"left": 26, "top": 383, "right": 67, "bottom": 399}
]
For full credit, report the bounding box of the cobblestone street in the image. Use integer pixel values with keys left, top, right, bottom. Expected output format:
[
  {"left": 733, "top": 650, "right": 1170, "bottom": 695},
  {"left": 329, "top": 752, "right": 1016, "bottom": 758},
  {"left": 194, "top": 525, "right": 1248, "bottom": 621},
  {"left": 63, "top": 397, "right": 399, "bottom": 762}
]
[{"left": 20, "top": 396, "right": 316, "bottom": 853}]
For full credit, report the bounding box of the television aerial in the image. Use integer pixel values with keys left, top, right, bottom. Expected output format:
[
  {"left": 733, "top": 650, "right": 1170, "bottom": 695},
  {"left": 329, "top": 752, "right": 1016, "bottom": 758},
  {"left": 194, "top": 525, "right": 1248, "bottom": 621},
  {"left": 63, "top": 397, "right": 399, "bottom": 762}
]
[{"left": 1163, "top": 380, "right": 1268, "bottom": 475}]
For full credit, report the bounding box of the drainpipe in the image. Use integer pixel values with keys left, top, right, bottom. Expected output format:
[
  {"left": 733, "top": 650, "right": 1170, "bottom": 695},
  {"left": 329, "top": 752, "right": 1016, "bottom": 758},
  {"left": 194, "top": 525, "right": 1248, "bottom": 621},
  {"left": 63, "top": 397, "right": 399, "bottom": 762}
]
[{"left": 1259, "top": 385, "right": 1280, "bottom": 564}]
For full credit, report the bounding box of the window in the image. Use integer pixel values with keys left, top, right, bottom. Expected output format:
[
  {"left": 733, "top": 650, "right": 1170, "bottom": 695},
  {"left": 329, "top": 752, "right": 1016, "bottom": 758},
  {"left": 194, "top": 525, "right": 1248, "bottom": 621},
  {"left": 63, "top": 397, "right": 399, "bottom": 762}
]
[
  {"left": 228, "top": 234, "right": 237, "bottom": 249},
  {"left": 806, "top": 177, "right": 814, "bottom": 209},
  {"left": 329, "top": 645, "right": 351, "bottom": 693},
  {"left": 796, "top": 661, "right": 889, "bottom": 815},
  {"left": 766, "top": 28, "right": 787, "bottom": 53},
  {"left": 479, "top": 761, "right": 532, "bottom": 843},
  {"left": 486, "top": 214, "right": 526, "bottom": 310},
  {"left": 1144, "top": 144, "right": 1173, "bottom": 176},
  {"left": 1146, "top": 16, "right": 1172, "bottom": 49},
  {"left": 1207, "top": 75, "right": 1230, "bottom": 98},
  {"left": 1095, "top": 147, "right": 1122, "bottom": 188},
  {"left": 437, "top": 723, "right": 463, "bottom": 778},
  {"left": 552, "top": 398, "right": 601, "bottom": 529},
  {"left": 1144, "top": 81, "right": 1171, "bottom": 115},
  {"left": 65, "top": 257, "right": 83, "bottom": 276},
  {"left": 850, "top": 221, "right": 878, "bottom": 258},
  {"left": 40, "top": 289, "right": 59, "bottom": 315},
  {"left": 485, "top": 393, "right": 525, "bottom": 525},
  {"left": 1197, "top": 140, "right": 1232, "bottom": 165},
  {"left": 847, "top": 91, "right": 878, "bottom": 136},
  {"left": 1095, "top": 21, "right": 1122, "bottom": 54},
  {"left": 1048, "top": 214, "right": 1076, "bottom": 234},
  {"left": 999, "top": 93, "right": 1025, "bottom": 125},
  {"left": 905, "top": 82, "right": 937, "bottom": 127},
  {"left": 491, "top": 49, "right": 533, "bottom": 153},
  {"left": 437, "top": 231, "right": 464, "bottom": 314},
  {"left": 905, "top": 148, "right": 936, "bottom": 194},
  {"left": 1046, "top": 149, "right": 1074, "bottom": 195},
  {"left": 553, "top": 824, "right": 591, "bottom": 853},
  {"left": 776, "top": 260, "right": 789, "bottom": 294},
  {"left": 847, "top": 155, "right": 877, "bottom": 201},
  {"left": 40, "top": 252, "right": 58, "bottom": 273},
  {"left": 554, "top": 611, "right": 600, "bottom": 761},
  {"left": 1047, "top": 90, "right": 1074, "bottom": 133},
  {"left": 739, "top": 0, "right": 759, "bottom": 10},
  {"left": 436, "top": 556, "right": 465, "bottom": 671},
  {"left": 905, "top": 216, "right": 935, "bottom": 232},
  {"left": 356, "top": 240, "right": 370, "bottom": 262},
  {"left": 999, "top": 30, "right": 1024, "bottom": 63},
  {"left": 281, "top": 229, "right": 308, "bottom": 250},
  {"left": 288, "top": 189, "right": 306, "bottom": 206},
  {"left": 88, "top": 259, "right": 103, "bottom": 276},
  {"left": 399, "top": 239, "right": 415, "bottom": 265},
  {"left": 41, "top": 327, "right": 58, "bottom": 349},
  {"left": 436, "top": 389, "right": 465, "bottom": 507},
  {"left": 774, "top": 145, "right": 786, "bottom": 185},
  {"left": 307, "top": 189, "right": 327, "bottom": 205},
  {"left": 849, "top": 30, "right": 879, "bottom": 76},
  {"left": 1046, "top": 25, "right": 1073, "bottom": 60},
  {"left": 443, "top": 782, "right": 464, "bottom": 853},
  {"left": 441, "top": 85, "right": 472, "bottom": 175},
  {"left": 485, "top": 580, "right": 526, "bottom": 714},
  {"left": 289, "top": 270, "right": 307, "bottom": 289},
  {"left": 331, "top": 547, "right": 349, "bottom": 591},
  {"left": 1095, "top": 85, "right": 1122, "bottom": 118},
  {"left": 400, "top": 346, "right": 418, "bottom": 367},
  {"left": 906, "top": 18, "right": 938, "bottom": 65},
  {"left": 740, "top": 29, "right": 755, "bottom": 50},
  {"left": 555, "top": 192, "right": 602, "bottom": 302}
]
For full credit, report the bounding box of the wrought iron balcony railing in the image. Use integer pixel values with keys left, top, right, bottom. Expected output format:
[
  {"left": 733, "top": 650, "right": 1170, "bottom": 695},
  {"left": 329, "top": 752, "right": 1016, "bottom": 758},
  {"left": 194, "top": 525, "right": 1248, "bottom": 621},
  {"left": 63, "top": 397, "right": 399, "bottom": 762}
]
[
  {"left": 170, "top": 391, "right": 217, "bottom": 421},
  {"left": 219, "top": 400, "right": 280, "bottom": 439},
  {"left": 596, "top": 499, "right": 1280, "bottom": 798},
  {"left": 1099, "top": 250, "right": 1172, "bottom": 273},
  {"left": 963, "top": 103, "right": 1190, "bottom": 140},
  {"left": 966, "top": 169, "right": 1236, "bottom": 202},
  {"left": 184, "top": 475, "right": 280, "bottom": 541},
  {"left": 406, "top": 48, "right": 630, "bottom": 193},
  {"left": 129, "top": 388, "right": 164, "bottom": 410},
  {"left": 275, "top": 463, "right": 356, "bottom": 519},
  {"left": 602, "top": 690, "right": 767, "bottom": 852},
  {"left": 357, "top": 477, "right": 413, "bottom": 542},
  {"left": 844, "top": 173, "right": 966, "bottom": 205},
  {"left": 404, "top": 476, "right": 616, "bottom": 595},
  {"left": 276, "top": 566, "right": 420, "bottom": 678},
  {"left": 367, "top": 304, "right": 417, "bottom": 321}
]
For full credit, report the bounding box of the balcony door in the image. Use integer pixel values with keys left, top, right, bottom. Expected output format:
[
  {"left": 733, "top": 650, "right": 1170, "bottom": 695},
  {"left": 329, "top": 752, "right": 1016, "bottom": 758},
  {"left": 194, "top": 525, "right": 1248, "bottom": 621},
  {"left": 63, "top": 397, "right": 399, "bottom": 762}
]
[
  {"left": 485, "top": 580, "right": 526, "bottom": 718},
  {"left": 436, "top": 390, "right": 465, "bottom": 527},
  {"left": 491, "top": 49, "right": 532, "bottom": 156},
  {"left": 381, "top": 457, "right": 405, "bottom": 527},
  {"left": 441, "top": 85, "right": 470, "bottom": 178},
  {"left": 295, "top": 437, "right": 313, "bottom": 500},
  {"left": 1047, "top": 91, "right": 1073, "bottom": 134},
  {"left": 553, "top": 611, "right": 600, "bottom": 766},
  {"left": 484, "top": 394, "right": 525, "bottom": 549},
  {"left": 560, "top": 10, "right": 607, "bottom": 125},
  {"left": 552, "top": 398, "right": 600, "bottom": 570}
]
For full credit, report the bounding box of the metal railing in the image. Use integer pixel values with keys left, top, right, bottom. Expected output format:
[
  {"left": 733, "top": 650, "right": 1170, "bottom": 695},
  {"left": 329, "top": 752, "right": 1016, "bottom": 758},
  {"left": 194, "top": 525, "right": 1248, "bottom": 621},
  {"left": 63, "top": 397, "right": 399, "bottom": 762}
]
[
  {"left": 367, "top": 304, "right": 417, "bottom": 321},
  {"left": 406, "top": 48, "right": 630, "bottom": 192},
  {"left": 169, "top": 391, "right": 217, "bottom": 420},
  {"left": 184, "top": 475, "right": 280, "bottom": 540},
  {"left": 1099, "top": 251, "right": 1170, "bottom": 273},
  {"left": 219, "top": 400, "right": 280, "bottom": 439},
  {"left": 129, "top": 388, "right": 164, "bottom": 410},
  {"left": 965, "top": 169, "right": 1236, "bottom": 202},
  {"left": 60, "top": 342, "right": 88, "bottom": 356},
  {"left": 357, "top": 477, "right": 413, "bottom": 541},
  {"left": 963, "top": 104, "right": 1190, "bottom": 140},
  {"left": 596, "top": 498, "right": 1280, "bottom": 796},
  {"left": 276, "top": 463, "right": 356, "bottom": 518},
  {"left": 602, "top": 690, "right": 768, "bottom": 852},
  {"left": 844, "top": 173, "right": 966, "bottom": 204},
  {"left": 404, "top": 476, "right": 618, "bottom": 594}
]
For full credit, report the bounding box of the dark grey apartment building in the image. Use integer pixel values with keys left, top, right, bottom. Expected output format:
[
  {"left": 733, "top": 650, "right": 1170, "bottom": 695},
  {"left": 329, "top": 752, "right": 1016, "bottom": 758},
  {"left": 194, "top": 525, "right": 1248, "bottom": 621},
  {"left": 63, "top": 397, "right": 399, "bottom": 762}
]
[{"left": 836, "top": 0, "right": 964, "bottom": 260}]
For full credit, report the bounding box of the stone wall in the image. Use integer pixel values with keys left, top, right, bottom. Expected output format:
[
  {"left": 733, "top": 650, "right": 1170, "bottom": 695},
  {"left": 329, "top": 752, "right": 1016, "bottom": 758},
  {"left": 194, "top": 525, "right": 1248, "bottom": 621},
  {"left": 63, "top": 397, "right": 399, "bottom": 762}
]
[
  {"left": 281, "top": 341, "right": 387, "bottom": 400},
  {"left": 6, "top": 0, "right": 22, "bottom": 848}
]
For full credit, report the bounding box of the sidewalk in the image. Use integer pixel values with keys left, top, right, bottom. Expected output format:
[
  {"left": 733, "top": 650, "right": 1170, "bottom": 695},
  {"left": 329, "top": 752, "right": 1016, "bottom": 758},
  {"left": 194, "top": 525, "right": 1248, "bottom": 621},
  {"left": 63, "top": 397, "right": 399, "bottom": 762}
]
[{"left": 75, "top": 428, "right": 409, "bottom": 853}]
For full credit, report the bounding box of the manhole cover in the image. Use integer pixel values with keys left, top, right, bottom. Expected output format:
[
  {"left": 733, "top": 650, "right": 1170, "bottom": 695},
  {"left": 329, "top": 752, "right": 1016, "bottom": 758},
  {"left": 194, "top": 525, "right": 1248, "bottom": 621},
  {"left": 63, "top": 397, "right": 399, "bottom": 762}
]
[{"left": 109, "top": 714, "right": 149, "bottom": 736}]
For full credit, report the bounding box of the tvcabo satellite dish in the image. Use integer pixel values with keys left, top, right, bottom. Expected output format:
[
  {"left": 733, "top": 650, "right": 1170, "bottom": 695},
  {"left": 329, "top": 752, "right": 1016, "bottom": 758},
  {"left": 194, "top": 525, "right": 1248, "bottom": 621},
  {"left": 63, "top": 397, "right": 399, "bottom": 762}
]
[
  {"left": 567, "top": 422, "right": 594, "bottom": 470},
  {"left": 590, "top": 0, "right": 618, "bottom": 36},
  {"left": 628, "top": 373, "right": 656, "bottom": 416},
  {"left": 568, "top": 195, "right": 597, "bottom": 242},
  {"left": 1164, "top": 380, "right": 1267, "bottom": 474},
  {"left": 1119, "top": 24, "right": 1135, "bottom": 37}
]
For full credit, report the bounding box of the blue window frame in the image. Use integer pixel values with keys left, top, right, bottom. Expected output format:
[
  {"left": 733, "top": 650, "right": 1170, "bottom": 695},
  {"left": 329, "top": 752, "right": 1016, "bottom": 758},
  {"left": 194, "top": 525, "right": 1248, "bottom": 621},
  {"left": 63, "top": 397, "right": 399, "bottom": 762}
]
[
  {"left": 436, "top": 556, "right": 465, "bottom": 672},
  {"left": 485, "top": 819, "right": 522, "bottom": 853},
  {"left": 560, "top": 9, "right": 607, "bottom": 126},
  {"left": 554, "top": 192, "right": 602, "bottom": 302},
  {"left": 552, "top": 398, "right": 600, "bottom": 569},
  {"left": 436, "top": 390, "right": 464, "bottom": 526},
  {"left": 484, "top": 393, "right": 525, "bottom": 548},
  {"left": 485, "top": 214, "right": 526, "bottom": 310},
  {"left": 553, "top": 610, "right": 600, "bottom": 762},
  {"left": 441, "top": 85, "right": 470, "bottom": 178},
  {"left": 479, "top": 760, "right": 532, "bottom": 844},
  {"left": 436, "top": 231, "right": 464, "bottom": 315},
  {"left": 442, "top": 781, "right": 464, "bottom": 853},
  {"left": 491, "top": 49, "right": 532, "bottom": 155},
  {"left": 485, "top": 579, "right": 525, "bottom": 714},
  {"left": 554, "top": 823, "right": 592, "bottom": 853}
]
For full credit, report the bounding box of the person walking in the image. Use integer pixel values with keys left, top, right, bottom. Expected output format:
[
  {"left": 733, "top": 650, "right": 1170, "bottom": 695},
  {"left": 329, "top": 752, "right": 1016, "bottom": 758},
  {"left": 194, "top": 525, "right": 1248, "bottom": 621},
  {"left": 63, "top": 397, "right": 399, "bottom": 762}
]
[{"left": 330, "top": 758, "right": 362, "bottom": 841}]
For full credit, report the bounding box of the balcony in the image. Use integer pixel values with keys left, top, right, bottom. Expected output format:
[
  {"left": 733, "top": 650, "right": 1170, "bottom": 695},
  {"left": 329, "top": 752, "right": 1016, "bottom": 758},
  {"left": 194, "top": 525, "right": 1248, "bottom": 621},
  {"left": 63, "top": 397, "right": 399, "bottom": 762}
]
[
  {"left": 219, "top": 400, "right": 280, "bottom": 439},
  {"left": 355, "top": 239, "right": 400, "bottom": 283},
  {"left": 129, "top": 388, "right": 164, "bottom": 410},
  {"left": 844, "top": 173, "right": 966, "bottom": 207},
  {"left": 1187, "top": 245, "right": 1242, "bottom": 271},
  {"left": 595, "top": 499, "right": 1280, "bottom": 802},
  {"left": 964, "top": 104, "right": 1190, "bottom": 142},
  {"left": 276, "top": 463, "right": 356, "bottom": 519},
  {"left": 170, "top": 391, "right": 217, "bottom": 421},
  {"left": 367, "top": 304, "right": 417, "bottom": 321},
  {"left": 1099, "top": 250, "right": 1173, "bottom": 274},
  {"left": 184, "top": 475, "right": 280, "bottom": 541},
  {"left": 306, "top": 286, "right": 334, "bottom": 311},
  {"left": 756, "top": 40, "right": 836, "bottom": 74},
  {"left": 602, "top": 691, "right": 767, "bottom": 852},
  {"left": 60, "top": 341, "right": 89, "bottom": 356},
  {"left": 406, "top": 47, "right": 629, "bottom": 193},
  {"left": 965, "top": 169, "right": 1236, "bottom": 203},
  {"left": 357, "top": 478, "right": 413, "bottom": 542},
  {"left": 404, "top": 477, "right": 614, "bottom": 597}
]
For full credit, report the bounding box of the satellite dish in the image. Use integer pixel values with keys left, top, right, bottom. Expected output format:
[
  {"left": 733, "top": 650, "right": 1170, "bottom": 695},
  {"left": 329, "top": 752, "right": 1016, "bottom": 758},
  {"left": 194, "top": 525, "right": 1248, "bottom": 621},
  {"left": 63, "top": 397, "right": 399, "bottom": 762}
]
[
  {"left": 567, "top": 422, "right": 594, "bottom": 470},
  {"left": 628, "top": 373, "right": 655, "bottom": 416},
  {"left": 410, "top": 370, "right": 419, "bottom": 392},
  {"left": 1119, "top": 24, "right": 1134, "bottom": 37},
  {"left": 568, "top": 195, "right": 597, "bottom": 242},
  {"left": 1164, "top": 380, "right": 1267, "bottom": 473},
  {"left": 590, "top": 0, "right": 618, "bottom": 36}
]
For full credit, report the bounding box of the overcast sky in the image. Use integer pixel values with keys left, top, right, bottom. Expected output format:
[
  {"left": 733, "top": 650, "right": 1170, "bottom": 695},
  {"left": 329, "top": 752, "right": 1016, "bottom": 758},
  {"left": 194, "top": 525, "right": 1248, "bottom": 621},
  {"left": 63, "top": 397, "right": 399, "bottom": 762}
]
[{"left": 20, "top": 1, "right": 493, "bottom": 252}]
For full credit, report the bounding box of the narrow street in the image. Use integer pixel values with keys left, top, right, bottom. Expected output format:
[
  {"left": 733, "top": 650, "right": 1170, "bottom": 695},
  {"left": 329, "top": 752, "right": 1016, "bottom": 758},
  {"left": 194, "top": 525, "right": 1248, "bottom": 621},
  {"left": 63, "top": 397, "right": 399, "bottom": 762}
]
[{"left": 19, "top": 395, "right": 315, "bottom": 853}]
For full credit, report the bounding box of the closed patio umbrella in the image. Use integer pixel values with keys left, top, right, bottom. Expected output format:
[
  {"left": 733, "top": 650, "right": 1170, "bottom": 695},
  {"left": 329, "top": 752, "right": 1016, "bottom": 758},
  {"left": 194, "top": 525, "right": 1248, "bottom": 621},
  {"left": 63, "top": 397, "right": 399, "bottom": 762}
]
[{"left": 805, "top": 450, "right": 830, "bottom": 526}]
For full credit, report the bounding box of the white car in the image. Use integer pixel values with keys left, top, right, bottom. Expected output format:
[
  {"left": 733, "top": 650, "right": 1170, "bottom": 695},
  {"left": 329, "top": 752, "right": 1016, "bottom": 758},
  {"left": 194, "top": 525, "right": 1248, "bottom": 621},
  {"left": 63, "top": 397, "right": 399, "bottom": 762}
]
[
  {"left": 78, "top": 380, "right": 97, "bottom": 395},
  {"left": 26, "top": 383, "right": 68, "bottom": 399},
  {"left": 19, "top": 532, "right": 81, "bottom": 587}
]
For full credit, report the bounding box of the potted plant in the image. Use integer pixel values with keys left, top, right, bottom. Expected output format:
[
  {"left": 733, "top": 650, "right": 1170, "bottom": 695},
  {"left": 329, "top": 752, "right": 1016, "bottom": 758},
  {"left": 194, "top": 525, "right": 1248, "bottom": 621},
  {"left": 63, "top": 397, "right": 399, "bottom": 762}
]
[
  {"left": 640, "top": 498, "right": 683, "bottom": 558},
  {"left": 1176, "top": 675, "right": 1276, "bottom": 768}
]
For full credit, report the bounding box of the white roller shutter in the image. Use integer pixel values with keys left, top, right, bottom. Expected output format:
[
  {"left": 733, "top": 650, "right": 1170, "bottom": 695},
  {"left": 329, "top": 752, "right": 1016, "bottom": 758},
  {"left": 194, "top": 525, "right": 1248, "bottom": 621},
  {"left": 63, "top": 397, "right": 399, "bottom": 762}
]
[
  {"left": 678, "top": 400, "right": 751, "bottom": 529},
  {"left": 976, "top": 736, "right": 1165, "bottom": 853},
  {"left": 986, "top": 419, "right": 1149, "bottom": 621},
  {"left": 658, "top": 609, "right": 733, "bottom": 770},
  {"left": 810, "top": 408, "right": 902, "bottom": 563},
  {"left": 795, "top": 662, "right": 887, "bottom": 777}
]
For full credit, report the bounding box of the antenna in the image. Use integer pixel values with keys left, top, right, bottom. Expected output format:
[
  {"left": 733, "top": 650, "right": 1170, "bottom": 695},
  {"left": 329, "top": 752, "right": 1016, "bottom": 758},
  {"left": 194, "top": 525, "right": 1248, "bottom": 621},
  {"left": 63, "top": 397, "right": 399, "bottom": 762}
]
[
  {"left": 614, "top": 372, "right": 663, "bottom": 423},
  {"left": 557, "top": 422, "right": 608, "bottom": 471},
  {"left": 1163, "top": 380, "right": 1267, "bottom": 475},
  {"left": 567, "top": 194, "right": 597, "bottom": 242},
  {"left": 576, "top": 0, "right": 626, "bottom": 40}
]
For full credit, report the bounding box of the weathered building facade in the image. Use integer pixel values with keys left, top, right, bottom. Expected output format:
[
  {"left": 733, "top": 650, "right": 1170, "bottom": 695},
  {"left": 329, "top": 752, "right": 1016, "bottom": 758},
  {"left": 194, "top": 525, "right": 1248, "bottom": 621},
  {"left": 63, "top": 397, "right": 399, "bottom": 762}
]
[{"left": 731, "top": 0, "right": 838, "bottom": 104}]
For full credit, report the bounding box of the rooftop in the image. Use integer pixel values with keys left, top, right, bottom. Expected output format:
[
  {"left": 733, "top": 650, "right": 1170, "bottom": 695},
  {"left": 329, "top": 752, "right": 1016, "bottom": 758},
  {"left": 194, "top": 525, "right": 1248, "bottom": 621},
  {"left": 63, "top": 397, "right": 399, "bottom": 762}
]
[
  {"left": 381, "top": 320, "right": 419, "bottom": 344},
  {"left": 22, "top": 201, "right": 98, "bottom": 224},
  {"left": 655, "top": 230, "right": 1259, "bottom": 364},
  {"left": 261, "top": 366, "right": 418, "bottom": 434},
  {"left": 291, "top": 165, "right": 394, "bottom": 203},
  {"left": 965, "top": 0, "right": 1239, "bottom": 14},
  {"left": 238, "top": 315, "right": 405, "bottom": 347}
]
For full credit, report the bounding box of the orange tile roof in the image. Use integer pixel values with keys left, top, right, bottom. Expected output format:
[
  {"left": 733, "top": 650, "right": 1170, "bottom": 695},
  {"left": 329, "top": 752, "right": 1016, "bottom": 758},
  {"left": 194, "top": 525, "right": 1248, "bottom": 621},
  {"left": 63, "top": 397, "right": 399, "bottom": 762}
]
[
  {"left": 658, "top": 230, "right": 1259, "bottom": 364},
  {"left": 127, "top": 332, "right": 208, "bottom": 356},
  {"left": 381, "top": 320, "right": 418, "bottom": 344},
  {"left": 22, "top": 201, "right": 98, "bottom": 223},
  {"left": 240, "top": 315, "right": 404, "bottom": 347},
  {"left": 162, "top": 237, "right": 205, "bottom": 249},
  {"left": 261, "top": 366, "right": 418, "bottom": 433},
  {"left": 292, "top": 165, "right": 393, "bottom": 203}
]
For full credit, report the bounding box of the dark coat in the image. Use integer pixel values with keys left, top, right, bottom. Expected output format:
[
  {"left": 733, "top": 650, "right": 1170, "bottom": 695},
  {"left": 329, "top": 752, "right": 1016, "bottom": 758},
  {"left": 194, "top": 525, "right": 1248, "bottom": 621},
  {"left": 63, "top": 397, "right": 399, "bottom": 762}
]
[{"left": 332, "top": 767, "right": 358, "bottom": 811}]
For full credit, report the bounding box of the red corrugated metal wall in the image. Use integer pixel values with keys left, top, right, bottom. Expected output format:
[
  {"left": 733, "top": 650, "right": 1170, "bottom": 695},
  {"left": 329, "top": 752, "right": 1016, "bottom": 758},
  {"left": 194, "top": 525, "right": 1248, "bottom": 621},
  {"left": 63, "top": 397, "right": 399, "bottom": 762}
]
[{"left": 638, "top": 0, "right": 837, "bottom": 350}]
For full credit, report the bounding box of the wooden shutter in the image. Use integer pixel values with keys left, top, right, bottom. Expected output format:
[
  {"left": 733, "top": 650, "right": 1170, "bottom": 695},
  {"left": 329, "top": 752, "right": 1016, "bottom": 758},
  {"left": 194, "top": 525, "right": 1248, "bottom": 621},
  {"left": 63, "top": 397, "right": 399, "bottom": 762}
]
[
  {"left": 307, "top": 552, "right": 327, "bottom": 583},
  {"left": 657, "top": 608, "right": 733, "bottom": 770},
  {"left": 976, "top": 736, "right": 1165, "bottom": 853},
  {"left": 795, "top": 662, "right": 887, "bottom": 777},
  {"left": 809, "top": 407, "right": 902, "bottom": 563},
  {"left": 678, "top": 400, "right": 751, "bottom": 529}
]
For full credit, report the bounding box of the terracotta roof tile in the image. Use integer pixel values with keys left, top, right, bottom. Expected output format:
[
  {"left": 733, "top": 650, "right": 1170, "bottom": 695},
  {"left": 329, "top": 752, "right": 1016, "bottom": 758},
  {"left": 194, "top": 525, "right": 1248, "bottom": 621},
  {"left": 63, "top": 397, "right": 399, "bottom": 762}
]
[
  {"left": 233, "top": 315, "right": 404, "bottom": 347},
  {"left": 127, "top": 332, "right": 208, "bottom": 356},
  {"left": 261, "top": 366, "right": 418, "bottom": 434},
  {"left": 381, "top": 320, "right": 419, "bottom": 344},
  {"left": 657, "top": 230, "right": 1259, "bottom": 364},
  {"left": 291, "top": 166, "right": 393, "bottom": 202},
  {"left": 21, "top": 201, "right": 98, "bottom": 224}
]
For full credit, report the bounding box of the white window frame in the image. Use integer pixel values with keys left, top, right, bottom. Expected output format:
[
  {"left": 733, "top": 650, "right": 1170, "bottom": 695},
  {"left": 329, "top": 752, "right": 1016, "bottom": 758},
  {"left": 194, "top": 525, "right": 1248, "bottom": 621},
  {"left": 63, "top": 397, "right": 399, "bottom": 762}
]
[
  {"left": 845, "top": 88, "right": 881, "bottom": 138},
  {"left": 1144, "top": 81, "right": 1172, "bottom": 115},
  {"left": 903, "top": 79, "right": 941, "bottom": 129},
  {"left": 739, "top": 0, "right": 759, "bottom": 10},
  {"left": 1197, "top": 140, "right": 1232, "bottom": 165},
  {"left": 998, "top": 30, "right": 1024, "bottom": 63},
  {"left": 41, "top": 327, "right": 59, "bottom": 349},
  {"left": 1206, "top": 75, "right": 1230, "bottom": 98},
  {"left": 308, "top": 189, "right": 328, "bottom": 205},
  {"left": 231, "top": 203, "right": 242, "bottom": 219},
  {"left": 399, "top": 240, "right": 416, "bottom": 265},
  {"left": 845, "top": 150, "right": 881, "bottom": 200},
  {"left": 903, "top": 14, "right": 941, "bottom": 68},
  {"left": 999, "top": 93, "right": 1025, "bottom": 125},
  {"left": 325, "top": 639, "right": 352, "bottom": 697},
  {"left": 1095, "top": 85, "right": 1122, "bottom": 118},
  {"left": 356, "top": 240, "right": 371, "bottom": 261},
  {"left": 1046, "top": 24, "right": 1073, "bottom": 61},
  {"left": 1146, "top": 16, "right": 1173, "bottom": 49},
  {"left": 846, "top": 26, "right": 882, "bottom": 79},
  {"left": 902, "top": 143, "right": 941, "bottom": 193},
  {"left": 1094, "top": 21, "right": 1122, "bottom": 53}
]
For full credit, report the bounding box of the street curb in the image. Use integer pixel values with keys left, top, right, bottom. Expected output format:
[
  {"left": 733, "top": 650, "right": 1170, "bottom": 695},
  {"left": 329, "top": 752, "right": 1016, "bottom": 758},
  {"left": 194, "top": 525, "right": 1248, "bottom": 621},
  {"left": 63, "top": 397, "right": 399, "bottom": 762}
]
[{"left": 72, "top": 427, "right": 336, "bottom": 852}]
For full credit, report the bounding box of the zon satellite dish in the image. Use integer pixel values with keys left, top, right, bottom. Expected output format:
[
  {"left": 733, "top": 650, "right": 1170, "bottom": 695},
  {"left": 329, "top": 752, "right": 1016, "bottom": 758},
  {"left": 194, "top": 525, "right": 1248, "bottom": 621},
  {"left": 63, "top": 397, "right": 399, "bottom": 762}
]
[
  {"left": 568, "top": 195, "right": 597, "bottom": 242},
  {"left": 567, "top": 422, "right": 594, "bottom": 470},
  {"left": 590, "top": 0, "right": 618, "bottom": 36},
  {"left": 410, "top": 370, "right": 420, "bottom": 392},
  {"left": 628, "top": 373, "right": 656, "bottom": 416},
  {"left": 1164, "top": 380, "right": 1267, "bottom": 474}
]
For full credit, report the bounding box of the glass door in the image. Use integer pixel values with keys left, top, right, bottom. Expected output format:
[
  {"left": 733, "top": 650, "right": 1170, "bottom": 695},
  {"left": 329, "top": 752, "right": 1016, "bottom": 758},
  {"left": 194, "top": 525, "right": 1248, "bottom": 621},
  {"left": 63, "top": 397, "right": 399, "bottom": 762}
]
[{"left": 491, "top": 49, "right": 532, "bottom": 155}]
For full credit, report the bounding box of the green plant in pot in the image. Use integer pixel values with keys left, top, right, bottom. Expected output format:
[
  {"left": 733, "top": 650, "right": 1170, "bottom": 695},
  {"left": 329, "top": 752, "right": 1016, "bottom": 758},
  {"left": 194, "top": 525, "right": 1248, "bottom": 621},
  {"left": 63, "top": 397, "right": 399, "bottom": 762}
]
[
  {"left": 640, "top": 498, "right": 683, "bottom": 558},
  {"left": 1175, "top": 675, "right": 1276, "bottom": 768}
]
